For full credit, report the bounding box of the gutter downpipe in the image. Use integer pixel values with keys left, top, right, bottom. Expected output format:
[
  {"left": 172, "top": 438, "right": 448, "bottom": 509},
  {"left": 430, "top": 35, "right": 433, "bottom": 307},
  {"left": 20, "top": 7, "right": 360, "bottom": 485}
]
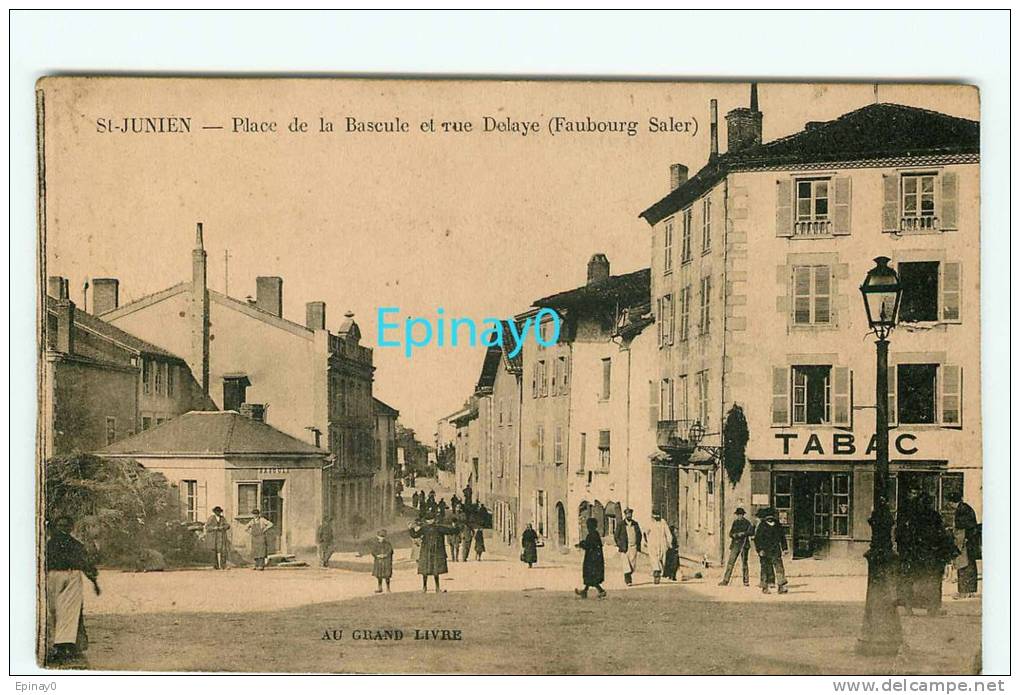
[{"left": 718, "top": 177, "right": 729, "bottom": 565}]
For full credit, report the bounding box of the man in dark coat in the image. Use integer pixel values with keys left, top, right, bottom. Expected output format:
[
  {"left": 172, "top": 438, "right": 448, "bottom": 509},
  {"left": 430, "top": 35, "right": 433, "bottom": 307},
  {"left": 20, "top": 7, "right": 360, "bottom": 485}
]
[
  {"left": 949, "top": 492, "right": 979, "bottom": 598},
  {"left": 205, "top": 506, "right": 231, "bottom": 570},
  {"left": 463, "top": 483, "right": 473, "bottom": 506},
  {"left": 315, "top": 517, "right": 334, "bottom": 568},
  {"left": 575, "top": 517, "right": 607, "bottom": 599},
  {"left": 719, "top": 507, "right": 754, "bottom": 587},
  {"left": 613, "top": 508, "right": 642, "bottom": 585},
  {"left": 425, "top": 491, "right": 438, "bottom": 516},
  {"left": 754, "top": 509, "right": 788, "bottom": 594},
  {"left": 370, "top": 529, "right": 394, "bottom": 593},
  {"left": 450, "top": 494, "right": 461, "bottom": 513},
  {"left": 521, "top": 523, "right": 539, "bottom": 568},
  {"left": 408, "top": 515, "right": 459, "bottom": 593},
  {"left": 901, "top": 493, "right": 957, "bottom": 615}
]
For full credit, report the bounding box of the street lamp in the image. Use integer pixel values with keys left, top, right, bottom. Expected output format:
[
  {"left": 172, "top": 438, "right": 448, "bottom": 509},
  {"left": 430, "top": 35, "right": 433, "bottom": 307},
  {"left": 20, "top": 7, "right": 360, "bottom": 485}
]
[{"left": 856, "top": 256, "right": 904, "bottom": 656}]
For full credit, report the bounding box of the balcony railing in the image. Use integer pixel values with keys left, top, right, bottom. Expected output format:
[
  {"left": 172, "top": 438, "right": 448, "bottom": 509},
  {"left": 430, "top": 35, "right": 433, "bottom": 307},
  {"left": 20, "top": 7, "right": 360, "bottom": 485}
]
[
  {"left": 656, "top": 419, "right": 699, "bottom": 458},
  {"left": 793, "top": 219, "right": 831, "bottom": 236},
  {"left": 900, "top": 215, "right": 938, "bottom": 232}
]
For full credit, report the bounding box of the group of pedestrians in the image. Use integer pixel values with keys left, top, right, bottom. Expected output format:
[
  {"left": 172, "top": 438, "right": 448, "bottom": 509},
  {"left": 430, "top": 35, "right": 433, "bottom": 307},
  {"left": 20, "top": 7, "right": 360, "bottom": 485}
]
[{"left": 717, "top": 506, "right": 788, "bottom": 594}]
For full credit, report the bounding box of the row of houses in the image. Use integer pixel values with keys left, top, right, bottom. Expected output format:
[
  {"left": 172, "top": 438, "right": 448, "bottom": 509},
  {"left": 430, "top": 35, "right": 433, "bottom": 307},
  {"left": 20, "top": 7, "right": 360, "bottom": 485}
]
[
  {"left": 42, "top": 225, "right": 402, "bottom": 558},
  {"left": 441, "top": 86, "right": 981, "bottom": 568}
]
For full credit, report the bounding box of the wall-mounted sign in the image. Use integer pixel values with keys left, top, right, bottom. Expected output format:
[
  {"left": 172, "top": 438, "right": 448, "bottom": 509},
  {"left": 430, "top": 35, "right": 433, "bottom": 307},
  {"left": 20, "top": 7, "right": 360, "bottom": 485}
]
[{"left": 774, "top": 432, "right": 918, "bottom": 457}]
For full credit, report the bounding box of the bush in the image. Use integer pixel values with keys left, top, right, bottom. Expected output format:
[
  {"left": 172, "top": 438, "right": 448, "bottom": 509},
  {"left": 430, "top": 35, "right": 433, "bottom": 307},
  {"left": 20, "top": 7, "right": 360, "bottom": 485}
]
[{"left": 45, "top": 454, "right": 207, "bottom": 568}]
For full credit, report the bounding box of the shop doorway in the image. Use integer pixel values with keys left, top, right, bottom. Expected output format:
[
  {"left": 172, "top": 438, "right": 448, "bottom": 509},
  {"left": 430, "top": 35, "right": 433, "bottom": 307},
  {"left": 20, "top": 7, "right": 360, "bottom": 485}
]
[
  {"left": 651, "top": 461, "right": 680, "bottom": 529},
  {"left": 774, "top": 471, "right": 851, "bottom": 559},
  {"left": 261, "top": 480, "right": 284, "bottom": 554},
  {"left": 556, "top": 503, "right": 567, "bottom": 547}
]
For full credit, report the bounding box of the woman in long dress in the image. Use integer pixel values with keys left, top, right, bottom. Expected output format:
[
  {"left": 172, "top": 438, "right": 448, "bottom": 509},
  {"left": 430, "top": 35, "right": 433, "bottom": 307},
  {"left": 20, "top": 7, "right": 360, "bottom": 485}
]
[
  {"left": 574, "top": 517, "right": 607, "bottom": 599},
  {"left": 521, "top": 523, "right": 539, "bottom": 568}
]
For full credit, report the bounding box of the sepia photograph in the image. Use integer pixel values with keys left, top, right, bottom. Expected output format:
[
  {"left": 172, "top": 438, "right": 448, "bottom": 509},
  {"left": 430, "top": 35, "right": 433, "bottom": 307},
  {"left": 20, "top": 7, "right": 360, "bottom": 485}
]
[{"left": 32, "top": 74, "right": 984, "bottom": 675}]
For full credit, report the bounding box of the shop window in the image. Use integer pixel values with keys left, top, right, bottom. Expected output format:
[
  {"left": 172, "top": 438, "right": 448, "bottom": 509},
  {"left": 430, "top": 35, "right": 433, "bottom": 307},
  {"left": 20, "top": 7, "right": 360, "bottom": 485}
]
[
  {"left": 832, "top": 473, "right": 851, "bottom": 537},
  {"left": 897, "top": 364, "right": 937, "bottom": 424}
]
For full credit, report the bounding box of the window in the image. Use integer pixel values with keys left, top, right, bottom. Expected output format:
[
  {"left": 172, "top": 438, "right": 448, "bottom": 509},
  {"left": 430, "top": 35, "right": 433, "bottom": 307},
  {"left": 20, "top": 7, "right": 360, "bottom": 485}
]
[
  {"left": 154, "top": 362, "right": 164, "bottom": 395},
  {"left": 681, "top": 208, "right": 693, "bottom": 263},
  {"left": 558, "top": 356, "right": 569, "bottom": 395},
  {"left": 701, "top": 198, "right": 712, "bottom": 252},
  {"left": 167, "top": 365, "right": 176, "bottom": 396},
  {"left": 901, "top": 173, "right": 937, "bottom": 230},
  {"left": 531, "top": 363, "right": 539, "bottom": 398},
  {"left": 773, "top": 365, "right": 851, "bottom": 427},
  {"left": 832, "top": 473, "right": 851, "bottom": 537},
  {"left": 677, "top": 374, "right": 688, "bottom": 422},
  {"left": 534, "top": 490, "right": 547, "bottom": 536},
  {"left": 497, "top": 442, "right": 505, "bottom": 477},
  {"left": 105, "top": 417, "right": 116, "bottom": 445},
  {"left": 792, "top": 265, "right": 832, "bottom": 325},
  {"left": 554, "top": 426, "right": 564, "bottom": 465},
  {"left": 141, "top": 416, "right": 152, "bottom": 431},
  {"left": 550, "top": 360, "right": 559, "bottom": 395},
  {"left": 155, "top": 417, "right": 166, "bottom": 426},
  {"left": 795, "top": 178, "right": 831, "bottom": 235},
  {"left": 792, "top": 366, "right": 831, "bottom": 425},
  {"left": 536, "top": 424, "right": 545, "bottom": 464},
  {"left": 695, "top": 371, "right": 710, "bottom": 430},
  {"left": 663, "top": 217, "right": 674, "bottom": 273},
  {"left": 183, "top": 480, "right": 198, "bottom": 522},
  {"left": 899, "top": 260, "right": 961, "bottom": 323},
  {"left": 237, "top": 482, "right": 259, "bottom": 516},
  {"left": 699, "top": 276, "right": 712, "bottom": 335},
  {"left": 657, "top": 294, "right": 674, "bottom": 346},
  {"left": 678, "top": 285, "right": 691, "bottom": 341},
  {"left": 659, "top": 378, "right": 674, "bottom": 421},
  {"left": 538, "top": 360, "right": 548, "bottom": 397},
  {"left": 897, "top": 364, "right": 937, "bottom": 424},
  {"left": 579, "top": 433, "right": 587, "bottom": 471},
  {"left": 597, "top": 430, "right": 611, "bottom": 469},
  {"left": 142, "top": 359, "right": 151, "bottom": 395},
  {"left": 601, "top": 358, "right": 612, "bottom": 400}
]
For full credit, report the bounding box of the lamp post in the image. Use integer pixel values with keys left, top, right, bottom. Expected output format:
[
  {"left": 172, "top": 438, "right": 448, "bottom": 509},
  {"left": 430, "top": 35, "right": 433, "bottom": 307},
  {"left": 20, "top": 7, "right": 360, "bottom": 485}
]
[{"left": 856, "top": 256, "right": 904, "bottom": 656}]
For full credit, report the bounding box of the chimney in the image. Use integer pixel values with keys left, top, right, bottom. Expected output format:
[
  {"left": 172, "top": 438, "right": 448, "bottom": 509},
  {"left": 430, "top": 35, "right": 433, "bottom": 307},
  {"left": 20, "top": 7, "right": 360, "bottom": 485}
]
[
  {"left": 47, "top": 275, "right": 69, "bottom": 300},
  {"left": 92, "top": 278, "right": 120, "bottom": 315},
  {"left": 709, "top": 99, "right": 719, "bottom": 160},
  {"left": 805, "top": 120, "right": 828, "bottom": 131},
  {"left": 53, "top": 294, "right": 75, "bottom": 354},
  {"left": 669, "top": 163, "right": 689, "bottom": 191},
  {"left": 587, "top": 254, "right": 610, "bottom": 285},
  {"left": 191, "top": 223, "right": 210, "bottom": 396},
  {"left": 306, "top": 301, "right": 326, "bottom": 331},
  {"left": 725, "top": 82, "right": 764, "bottom": 153},
  {"left": 256, "top": 276, "right": 283, "bottom": 318},
  {"left": 239, "top": 402, "right": 266, "bottom": 423}
]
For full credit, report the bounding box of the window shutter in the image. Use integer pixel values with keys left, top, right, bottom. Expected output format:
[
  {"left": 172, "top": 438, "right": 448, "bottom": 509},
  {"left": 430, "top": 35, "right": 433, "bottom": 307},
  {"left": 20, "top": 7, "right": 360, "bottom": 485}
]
[
  {"left": 771, "top": 366, "right": 790, "bottom": 426},
  {"left": 882, "top": 174, "right": 899, "bottom": 232},
  {"left": 649, "top": 379, "right": 659, "bottom": 427},
  {"left": 776, "top": 179, "right": 793, "bottom": 237},
  {"left": 888, "top": 364, "right": 898, "bottom": 427},
  {"left": 941, "top": 261, "right": 961, "bottom": 321},
  {"left": 832, "top": 366, "right": 851, "bottom": 427},
  {"left": 199, "top": 480, "right": 208, "bottom": 519},
  {"left": 598, "top": 430, "right": 611, "bottom": 449},
  {"left": 853, "top": 469, "right": 874, "bottom": 541},
  {"left": 941, "top": 171, "right": 959, "bottom": 230},
  {"left": 832, "top": 176, "right": 852, "bottom": 235},
  {"left": 941, "top": 365, "right": 962, "bottom": 426}
]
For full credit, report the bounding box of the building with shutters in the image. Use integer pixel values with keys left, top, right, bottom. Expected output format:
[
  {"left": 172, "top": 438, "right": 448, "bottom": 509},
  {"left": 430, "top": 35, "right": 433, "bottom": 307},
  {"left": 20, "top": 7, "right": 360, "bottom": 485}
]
[
  {"left": 639, "top": 85, "right": 980, "bottom": 566},
  {"left": 96, "top": 224, "right": 388, "bottom": 538}
]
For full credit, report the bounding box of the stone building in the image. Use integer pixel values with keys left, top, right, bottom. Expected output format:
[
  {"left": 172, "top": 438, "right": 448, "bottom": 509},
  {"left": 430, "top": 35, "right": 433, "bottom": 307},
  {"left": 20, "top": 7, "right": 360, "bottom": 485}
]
[
  {"left": 372, "top": 397, "right": 400, "bottom": 523},
  {"left": 640, "top": 85, "right": 980, "bottom": 565},
  {"left": 41, "top": 277, "right": 211, "bottom": 459},
  {"left": 97, "top": 224, "right": 387, "bottom": 537}
]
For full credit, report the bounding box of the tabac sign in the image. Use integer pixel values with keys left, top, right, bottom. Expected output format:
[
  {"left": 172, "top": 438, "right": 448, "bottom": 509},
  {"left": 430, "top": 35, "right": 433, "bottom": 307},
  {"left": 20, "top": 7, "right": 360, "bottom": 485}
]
[{"left": 774, "top": 432, "right": 919, "bottom": 457}]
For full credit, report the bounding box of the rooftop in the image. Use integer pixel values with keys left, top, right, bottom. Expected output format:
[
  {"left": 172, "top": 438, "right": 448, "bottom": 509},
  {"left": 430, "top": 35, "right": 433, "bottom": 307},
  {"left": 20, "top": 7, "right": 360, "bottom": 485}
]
[
  {"left": 47, "top": 295, "right": 185, "bottom": 362},
  {"left": 532, "top": 268, "right": 652, "bottom": 311}
]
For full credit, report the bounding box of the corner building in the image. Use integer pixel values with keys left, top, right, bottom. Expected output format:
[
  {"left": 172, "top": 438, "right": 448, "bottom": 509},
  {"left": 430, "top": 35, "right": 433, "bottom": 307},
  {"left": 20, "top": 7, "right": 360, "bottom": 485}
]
[{"left": 641, "top": 89, "right": 980, "bottom": 566}]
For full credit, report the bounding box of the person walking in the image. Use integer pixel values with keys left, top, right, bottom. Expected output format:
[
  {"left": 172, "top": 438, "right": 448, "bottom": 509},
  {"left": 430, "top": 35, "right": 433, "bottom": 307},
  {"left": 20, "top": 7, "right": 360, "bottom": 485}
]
[
  {"left": 473, "top": 527, "right": 486, "bottom": 561},
  {"left": 521, "top": 523, "right": 540, "bottom": 568},
  {"left": 412, "top": 490, "right": 421, "bottom": 511},
  {"left": 245, "top": 509, "right": 274, "bottom": 570},
  {"left": 754, "top": 509, "right": 788, "bottom": 594},
  {"left": 204, "top": 506, "right": 231, "bottom": 570},
  {"left": 459, "top": 521, "right": 474, "bottom": 562},
  {"left": 424, "top": 491, "right": 438, "bottom": 516},
  {"left": 316, "top": 517, "right": 334, "bottom": 568},
  {"left": 719, "top": 507, "right": 754, "bottom": 587},
  {"left": 948, "top": 492, "right": 980, "bottom": 598},
  {"left": 906, "top": 493, "right": 958, "bottom": 616},
  {"left": 450, "top": 494, "right": 461, "bottom": 513},
  {"left": 437, "top": 498, "right": 449, "bottom": 520},
  {"left": 409, "top": 515, "right": 459, "bottom": 593},
  {"left": 663, "top": 525, "right": 681, "bottom": 581},
  {"left": 45, "top": 516, "right": 101, "bottom": 666},
  {"left": 447, "top": 517, "right": 461, "bottom": 562},
  {"left": 613, "top": 508, "right": 642, "bottom": 586},
  {"left": 574, "top": 517, "right": 607, "bottom": 599},
  {"left": 644, "top": 512, "right": 672, "bottom": 584},
  {"left": 371, "top": 529, "right": 394, "bottom": 593},
  {"left": 463, "top": 482, "right": 473, "bottom": 506}
]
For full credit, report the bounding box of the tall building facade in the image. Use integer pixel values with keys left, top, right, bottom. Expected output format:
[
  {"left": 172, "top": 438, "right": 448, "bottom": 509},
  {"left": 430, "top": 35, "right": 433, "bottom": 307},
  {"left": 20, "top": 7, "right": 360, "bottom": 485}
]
[{"left": 641, "top": 87, "right": 980, "bottom": 565}]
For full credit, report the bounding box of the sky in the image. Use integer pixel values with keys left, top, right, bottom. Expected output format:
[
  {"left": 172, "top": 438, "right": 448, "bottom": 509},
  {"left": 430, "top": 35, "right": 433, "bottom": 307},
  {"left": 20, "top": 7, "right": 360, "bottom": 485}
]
[{"left": 42, "top": 79, "right": 978, "bottom": 437}]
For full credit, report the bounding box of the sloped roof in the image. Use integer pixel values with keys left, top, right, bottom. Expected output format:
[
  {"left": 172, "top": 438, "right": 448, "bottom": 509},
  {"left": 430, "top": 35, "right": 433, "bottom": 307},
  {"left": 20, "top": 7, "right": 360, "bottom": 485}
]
[
  {"left": 474, "top": 345, "right": 504, "bottom": 394},
  {"left": 641, "top": 103, "right": 980, "bottom": 226},
  {"left": 47, "top": 295, "right": 184, "bottom": 362},
  {"left": 99, "top": 411, "right": 326, "bottom": 457},
  {"left": 373, "top": 397, "right": 400, "bottom": 417},
  {"left": 532, "top": 268, "right": 651, "bottom": 311}
]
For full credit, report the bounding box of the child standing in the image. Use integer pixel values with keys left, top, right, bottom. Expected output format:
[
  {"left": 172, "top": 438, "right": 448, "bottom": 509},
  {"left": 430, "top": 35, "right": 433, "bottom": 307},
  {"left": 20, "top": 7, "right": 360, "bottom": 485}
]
[
  {"left": 473, "top": 527, "right": 486, "bottom": 561},
  {"left": 371, "top": 529, "right": 394, "bottom": 593},
  {"left": 574, "top": 517, "right": 607, "bottom": 599}
]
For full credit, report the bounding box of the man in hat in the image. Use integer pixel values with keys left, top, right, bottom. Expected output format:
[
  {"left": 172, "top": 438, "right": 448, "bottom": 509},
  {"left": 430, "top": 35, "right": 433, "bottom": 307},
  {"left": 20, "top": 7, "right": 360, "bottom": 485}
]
[
  {"left": 754, "top": 508, "right": 788, "bottom": 594},
  {"left": 613, "top": 508, "right": 642, "bottom": 585},
  {"left": 409, "top": 513, "right": 459, "bottom": 593},
  {"left": 316, "top": 517, "right": 335, "bottom": 568},
  {"left": 204, "top": 506, "right": 231, "bottom": 570},
  {"left": 718, "top": 507, "right": 754, "bottom": 587},
  {"left": 948, "top": 491, "right": 980, "bottom": 598},
  {"left": 644, "top": 511, "right": 672, "bottom": 584},
  {"left": 245, "top": 509, "right": 274, "bottom": 570}
]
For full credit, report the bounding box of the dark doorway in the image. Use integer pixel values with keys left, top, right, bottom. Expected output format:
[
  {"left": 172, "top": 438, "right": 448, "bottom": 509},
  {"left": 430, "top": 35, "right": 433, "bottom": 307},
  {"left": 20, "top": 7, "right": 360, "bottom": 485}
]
[
  {"left": 261, "top": 480, "right": 284, "bottom": 554},
  {"left": 792, "top": 476, "right": 815, "bottom": 558},
  {"left": 651, "top": 461, "right": 680, "bottom": 529},
  {"left": 556, "top": 502, "right": 566, "bottom": 547}
]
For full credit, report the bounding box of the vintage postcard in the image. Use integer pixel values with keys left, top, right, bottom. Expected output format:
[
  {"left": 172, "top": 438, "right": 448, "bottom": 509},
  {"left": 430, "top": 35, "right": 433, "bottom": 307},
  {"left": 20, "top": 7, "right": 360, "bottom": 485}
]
[{"left": 36, "top": 77, "right": 981, "bottom": 674}]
